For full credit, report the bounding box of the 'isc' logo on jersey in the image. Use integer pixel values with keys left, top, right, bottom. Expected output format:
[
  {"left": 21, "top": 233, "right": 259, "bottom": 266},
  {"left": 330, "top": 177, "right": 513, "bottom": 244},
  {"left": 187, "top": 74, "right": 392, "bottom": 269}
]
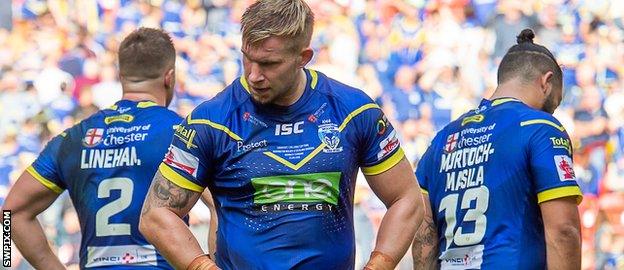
[
  {"left": 275, "top": 121, "right": 304, "bottom": 136},
  {"left": 83, "top": 128, "right": 104, "bottom": 147}
]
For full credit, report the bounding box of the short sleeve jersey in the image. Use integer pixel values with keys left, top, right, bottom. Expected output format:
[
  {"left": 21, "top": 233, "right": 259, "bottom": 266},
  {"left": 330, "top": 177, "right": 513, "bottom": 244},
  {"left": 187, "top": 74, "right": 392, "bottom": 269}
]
[
  {"left": 160, "top": 69, "right": 404, "bottom": 270},
  {"left": 416, "top": 98, "right": 583, "bottom": 269},
  {"left": 29, "top": 100, "right": 181, "bottom": 269}
]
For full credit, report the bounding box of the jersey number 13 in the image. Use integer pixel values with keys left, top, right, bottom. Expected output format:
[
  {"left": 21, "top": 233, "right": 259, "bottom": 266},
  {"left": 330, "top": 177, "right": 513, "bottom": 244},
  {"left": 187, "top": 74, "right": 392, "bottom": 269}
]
[{"left": 438, "top": 186, "right": 489, "bottom": 249}]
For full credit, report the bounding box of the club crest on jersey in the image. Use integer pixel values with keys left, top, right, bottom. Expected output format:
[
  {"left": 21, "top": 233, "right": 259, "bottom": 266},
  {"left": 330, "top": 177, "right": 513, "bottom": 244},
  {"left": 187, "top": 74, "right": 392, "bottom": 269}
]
[
  {"left": 445, "top": 132, "right": 459, "bottom": 153},
  {"left": 318, "top": 123, "right": 342, "bottom": 153},
  {"left": 554, "top": 155, "right": 576, "bottom": 181},
  {"left": 83, "top": 128, "right": 104, "bottom": 147}
]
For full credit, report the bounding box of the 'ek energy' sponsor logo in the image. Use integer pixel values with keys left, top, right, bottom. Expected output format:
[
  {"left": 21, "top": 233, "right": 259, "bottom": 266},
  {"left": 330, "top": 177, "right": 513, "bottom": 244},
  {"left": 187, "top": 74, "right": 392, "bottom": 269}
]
[{"left": 251, "top": 172, "right": 341, "bottom": 212}]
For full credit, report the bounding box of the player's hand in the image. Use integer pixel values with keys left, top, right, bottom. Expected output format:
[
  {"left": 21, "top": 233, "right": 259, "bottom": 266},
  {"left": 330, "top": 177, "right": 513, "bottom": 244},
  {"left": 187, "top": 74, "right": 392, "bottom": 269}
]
[
  {"left": 363, "top": 251, "right": 396, "bottom": 270},
  {"left": 187, "top": 254, "right": 220, "bottom": 270}
]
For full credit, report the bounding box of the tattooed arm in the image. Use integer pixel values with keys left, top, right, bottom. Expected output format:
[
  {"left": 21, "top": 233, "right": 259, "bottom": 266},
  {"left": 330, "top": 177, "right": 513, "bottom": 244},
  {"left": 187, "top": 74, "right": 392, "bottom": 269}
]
[
  {"left": 139, "top": 170, "right": 209, "bottom": 269},
  {"left": 411, "top": 193, "right": 439, "bottom": 270}
]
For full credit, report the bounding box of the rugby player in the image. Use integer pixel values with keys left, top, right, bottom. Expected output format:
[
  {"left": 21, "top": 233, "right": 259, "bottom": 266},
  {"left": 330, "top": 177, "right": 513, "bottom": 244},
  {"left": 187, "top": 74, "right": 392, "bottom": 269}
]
[
  {"left": 414, "top": 29, "right": 582, "bottom": 269},
  {"left": 139, "top": 0, "right": 434, "bottom": 269},
  {"left": 3, "top": 28, "right": 181, "bottom": 269}
]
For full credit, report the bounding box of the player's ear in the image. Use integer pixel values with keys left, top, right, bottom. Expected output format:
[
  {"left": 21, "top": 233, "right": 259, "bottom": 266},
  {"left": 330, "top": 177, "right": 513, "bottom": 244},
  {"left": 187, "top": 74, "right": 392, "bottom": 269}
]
[
  {"left": 299, "top": 47, "right": 314, "bottom": 68},
  {"left": 164, "top": 68, "right": 175, "bottom": 90},
  {"left": 540, "top": 71, "right": 554, "bottom": 95}
]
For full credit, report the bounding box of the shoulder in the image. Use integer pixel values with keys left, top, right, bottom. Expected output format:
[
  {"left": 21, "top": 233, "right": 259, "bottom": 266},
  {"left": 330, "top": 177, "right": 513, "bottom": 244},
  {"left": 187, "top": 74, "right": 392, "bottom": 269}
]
[
  {"left": 517, "top": 108, "right": 567, "bottom": 134},
  {"left": 150, "top": 106, "right": 183, "bottom": 123}
]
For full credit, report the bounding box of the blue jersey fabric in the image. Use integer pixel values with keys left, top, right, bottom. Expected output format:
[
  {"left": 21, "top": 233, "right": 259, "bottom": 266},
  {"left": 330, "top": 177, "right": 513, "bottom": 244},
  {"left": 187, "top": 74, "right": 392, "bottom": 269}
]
[
  {"left": 416, "top": 98, "right": 583, "bottom": 270},
  {"left": 159, "top": 69, "right": 404, "bottom": 270},
  {"left": 28, "top": 100, "right": 181, "bottom": 269}
]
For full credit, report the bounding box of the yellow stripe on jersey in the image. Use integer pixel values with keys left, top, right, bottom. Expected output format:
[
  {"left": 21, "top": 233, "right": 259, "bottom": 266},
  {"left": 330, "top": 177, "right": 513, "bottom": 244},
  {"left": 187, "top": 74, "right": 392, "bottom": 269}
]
[
  {"left": 361, "top": 148, "right": 405, "bottom": 176},
  {"left": 26, "top": 166, "right": 64, "bottom": 194},
  {"left": 158, "top": 163, "right": 204, "bottom": 192},
  {"left": 520, "top": 119, "right": 565, "bottom": 132},
  {"left": 137, "top": 101, "right": 157, "bottom": 108},
  {"left": 420, "top": 188, "right": 429, "bottom": 195},
  {"left": 492, "top": 98, "right": 519, "bottom": 106},
  {"left": 338, "top": 103, "right": 380, "bottom": 131},
  {"left": 262, "top": 103, "right": 380, "bottom": 171},
  {"left": 263, "top": 144, "right": 326, "bottom": 171},
  {"left": 240, "top": 76, "right": 250, "bottom": 93},
  {"left": 537, "top": 185, "right": 583, "bottom": 205},
  {"left": 187, "top": 115, "right": 243, "bottom": 141},
  {"left": 310, "top": 69, "right": 319, "bottom": 89}
]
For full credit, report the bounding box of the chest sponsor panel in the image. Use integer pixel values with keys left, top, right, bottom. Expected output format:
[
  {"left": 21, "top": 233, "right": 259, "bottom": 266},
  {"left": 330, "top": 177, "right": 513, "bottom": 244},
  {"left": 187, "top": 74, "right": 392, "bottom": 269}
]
[{"left": 251, "top": 172, "right": 341, "bottom": 206}]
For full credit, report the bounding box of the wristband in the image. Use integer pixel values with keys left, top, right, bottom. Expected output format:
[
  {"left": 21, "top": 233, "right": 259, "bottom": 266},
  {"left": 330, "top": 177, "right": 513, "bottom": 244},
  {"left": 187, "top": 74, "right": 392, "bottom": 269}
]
[
  {"left": 186, "top": 254, "right": 218, "bottom": 270},
  {"left": 363, "top": 251, "right": 396, "bottom": 270}
]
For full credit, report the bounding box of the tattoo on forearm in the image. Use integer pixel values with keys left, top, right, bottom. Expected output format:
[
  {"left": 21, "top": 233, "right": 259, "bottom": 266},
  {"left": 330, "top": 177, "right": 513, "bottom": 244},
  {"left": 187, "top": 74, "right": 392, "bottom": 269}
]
[
  {"left": 142, "top": 173, "right": 194, "bottom": 216},
  {"left": 412, "top": 218, "right": 439, "bottom": 270}
]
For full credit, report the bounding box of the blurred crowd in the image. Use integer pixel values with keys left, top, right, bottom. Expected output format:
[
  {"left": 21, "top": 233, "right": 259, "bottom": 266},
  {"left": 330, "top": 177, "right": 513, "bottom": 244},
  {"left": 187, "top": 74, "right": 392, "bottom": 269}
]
[{"left": 0, "top": 0, "right": 623, "bottom": 269}]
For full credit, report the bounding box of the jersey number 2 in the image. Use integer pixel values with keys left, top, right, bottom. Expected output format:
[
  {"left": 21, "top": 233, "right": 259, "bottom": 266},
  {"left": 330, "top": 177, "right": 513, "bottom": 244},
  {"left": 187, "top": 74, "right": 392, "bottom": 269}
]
[
  {"left": 438, "top": 186, "right": 489, "bottom": 249},
  {"left": 96, "top": 177, "right": 133, "bottom": 237}
]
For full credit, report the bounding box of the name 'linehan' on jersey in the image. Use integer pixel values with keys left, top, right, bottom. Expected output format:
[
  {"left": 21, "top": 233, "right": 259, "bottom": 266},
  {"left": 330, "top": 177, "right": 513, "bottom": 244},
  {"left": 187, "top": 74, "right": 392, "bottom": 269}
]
[
  {"left": 416, "top": 98, "right": 583, "bottom": 270},
  {"left": 27, "top": 100, "right": 182, "bottom": 269},
  {"left": 159, "top": 69, "right": 404, "bottom": 270}
]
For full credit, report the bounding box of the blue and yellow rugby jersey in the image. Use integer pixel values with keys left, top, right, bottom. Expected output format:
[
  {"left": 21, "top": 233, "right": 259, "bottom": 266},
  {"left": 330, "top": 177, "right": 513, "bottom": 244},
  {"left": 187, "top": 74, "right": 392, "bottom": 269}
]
[
  {"left": 160, "top": 69, "right": 404, "bottom": 269},
  {"left": 417, "top": 98, "right": 583, "bottom": 269},
  {"left": 28, "top": 100, "right": 181, "bottom": 269}
]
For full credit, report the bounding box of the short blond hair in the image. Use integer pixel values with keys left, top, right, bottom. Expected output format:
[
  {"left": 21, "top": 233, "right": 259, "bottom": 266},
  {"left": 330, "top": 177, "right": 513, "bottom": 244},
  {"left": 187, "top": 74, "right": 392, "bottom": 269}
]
[{"left": 241, "top": 0, "right": 314, "bottom": 52}]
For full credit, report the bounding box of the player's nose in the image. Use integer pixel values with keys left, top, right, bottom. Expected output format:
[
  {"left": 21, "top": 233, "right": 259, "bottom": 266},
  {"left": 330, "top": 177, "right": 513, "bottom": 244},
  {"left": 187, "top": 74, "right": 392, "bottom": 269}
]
[{"left": 247, "top": 63, "right": 265, "bottom": 84}]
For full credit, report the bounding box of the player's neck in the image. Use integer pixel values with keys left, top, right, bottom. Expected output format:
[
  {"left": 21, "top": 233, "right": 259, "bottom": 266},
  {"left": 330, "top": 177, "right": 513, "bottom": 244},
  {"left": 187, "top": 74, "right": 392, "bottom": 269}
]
[
  {"left": 491, "top": 80, "right": 540, "bottom": 109},
  {"left": 121, "top": 91, "right": 164, "bottom": 106},
  {"left": 121, "top": 81, "right": 167, "bottom": 106}
]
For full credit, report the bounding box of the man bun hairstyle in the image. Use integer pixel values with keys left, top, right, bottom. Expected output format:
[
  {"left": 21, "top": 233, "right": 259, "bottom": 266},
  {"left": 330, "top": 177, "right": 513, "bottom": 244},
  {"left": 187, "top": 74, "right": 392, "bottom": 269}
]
[
  {"left": 497, "top": 28, "right": 562, "bottom": 89},
  {"left": 241, "top": 0, "right": 314, "bottom": 52},
  {"left": 118, "top": 27, "right": 176, "bottom": 80},
  {"left": 516, "top": 28, "right": 535, "bottom": 43}
]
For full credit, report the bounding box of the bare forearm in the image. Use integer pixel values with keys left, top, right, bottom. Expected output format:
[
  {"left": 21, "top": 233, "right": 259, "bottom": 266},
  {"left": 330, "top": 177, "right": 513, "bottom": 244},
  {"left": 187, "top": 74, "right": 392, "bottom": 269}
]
[
  {"left": 411, "top": 210, "right": 438, "bottom": 270},
  {"left": 546, "top": 225, "right": 581, "bottom": 270},
  {"left": 140, "top": 171, "right": 213, "bottom": 269},
  {"left": 373, "top": 196, "right": 420, "bottom": 264},
  {"left": 141, "top": 209, "right": 204, "bottom": 269},
  {"left": 12, "top": 215, "right": 64, "bottom": 270}
]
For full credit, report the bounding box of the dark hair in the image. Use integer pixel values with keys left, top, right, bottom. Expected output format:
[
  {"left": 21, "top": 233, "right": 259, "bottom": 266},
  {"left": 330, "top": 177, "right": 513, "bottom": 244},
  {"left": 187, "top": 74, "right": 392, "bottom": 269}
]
[
  {"left": 118, "top": 27, "right": 175, "bottom": 80},
  {"left": 497, "top": 29, "right": 562, "bottom": 89}
]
